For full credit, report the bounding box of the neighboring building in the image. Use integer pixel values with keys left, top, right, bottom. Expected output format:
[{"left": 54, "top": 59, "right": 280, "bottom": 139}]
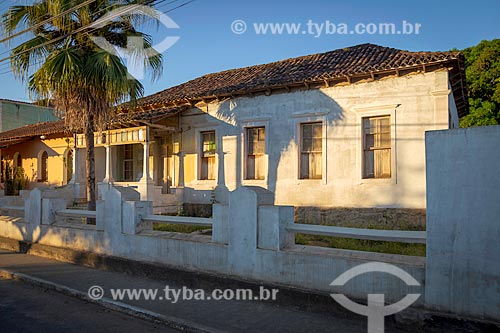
[
  {"left": 0, "top": 99, "right": 58, "bottom": 185},
  {"left": 0, "top": 44, "right": 467, "bottom": 225},
  {"left": 0, "top": 99, "right": 57, "bottom": 132}
]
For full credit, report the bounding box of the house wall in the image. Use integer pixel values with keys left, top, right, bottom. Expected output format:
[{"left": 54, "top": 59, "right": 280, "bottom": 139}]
[
  {"left": 0, "top": 186, "right": 426, "bottom": 306},
  {"left": 173, "top": 70, "right": 452, "bottom": 211},
  {"left": 0, "top": 70, "right": 455, "bottom": 218},
  {"left": 1, "top": 136, "right": 72, "bottom": 186},
  {"left": 0, "top": 101, "right": 57, "bottom": 132}
]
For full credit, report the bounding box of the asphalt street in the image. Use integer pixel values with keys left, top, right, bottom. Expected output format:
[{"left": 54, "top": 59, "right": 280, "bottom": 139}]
[{"left": 0, "top": 278, "right": 178, "bottom": 333}]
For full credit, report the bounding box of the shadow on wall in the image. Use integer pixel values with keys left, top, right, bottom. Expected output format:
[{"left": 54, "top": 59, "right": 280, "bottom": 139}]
[
  {"left": 208, "top": 88, "right": 426, "bottom": 228},
  {"left": 212, "top": 89, "right": 346, "bottom": 203}
]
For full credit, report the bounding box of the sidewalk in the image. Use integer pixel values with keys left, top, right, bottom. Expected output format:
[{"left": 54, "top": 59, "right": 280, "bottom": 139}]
[
  {"left": 0, "top": 248, "right": 408, "bottom": 333},
  {"left": 0, "top": 248, "right": 493, "bottom": 333}
]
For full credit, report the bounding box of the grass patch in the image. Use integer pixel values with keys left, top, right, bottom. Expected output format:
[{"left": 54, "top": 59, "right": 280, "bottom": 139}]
[
  {"left": 153, "top": 222, "right": 211, "bottom": 234},
  {"left": 295, "top": 234, "right": 426, "bottom": 257}
]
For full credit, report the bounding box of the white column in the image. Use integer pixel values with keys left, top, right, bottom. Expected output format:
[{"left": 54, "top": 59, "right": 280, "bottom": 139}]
[
  {"left": 177, "top": 152, "right": 185, "bottom": 187},
  {"left": 103, "top": 145, "right": 114, "bottom": 183},
  {"left": 140, "top": 142, "right": 152, "bottom": 183},
  {"left": 163, "top": 156, "right": 170, "bottom": 193}
]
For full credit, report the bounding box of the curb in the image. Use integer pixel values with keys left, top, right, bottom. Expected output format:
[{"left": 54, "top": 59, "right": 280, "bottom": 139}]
[
  {"left": 0, "top": 269, "right": 223, "bottom": 333},
  {"left": 1, "top": 239, "right": 499, "bottom": 332}
]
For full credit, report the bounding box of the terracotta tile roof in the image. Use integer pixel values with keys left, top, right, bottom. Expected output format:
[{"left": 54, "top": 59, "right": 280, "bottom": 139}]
[
  {"left": 0, "top": 43, "right": 468, "bottom": 145},
  {"left": 0, "top": 105, "right": 184, "bottom": 144},
  {"left": 130, "top": 43, "right": 467, "bottom": 115},
  {"left": 111, "top": 105, "right": 186, "bottom": 123},
  {"left": 0, "top": 120, "right": 67, "bottom": 143}
]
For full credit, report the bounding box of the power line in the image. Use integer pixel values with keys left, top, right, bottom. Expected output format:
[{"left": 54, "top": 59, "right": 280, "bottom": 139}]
[
  {"left": 0, "top": 0, "right": 194, "bottom": 76},
  {"left": 0, "top": 0, "right": 167, "bottom": 60},
  {"left": 0, "top": 0, "right": 175, "bottom": 70},
  {"left": 0, "top": 0, "right": 97, "bottom": 44}
]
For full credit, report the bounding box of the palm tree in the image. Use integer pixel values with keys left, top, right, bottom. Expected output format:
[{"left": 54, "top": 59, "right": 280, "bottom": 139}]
[{"left": 1, "top": 0, "right": 162, "bottom": 211}]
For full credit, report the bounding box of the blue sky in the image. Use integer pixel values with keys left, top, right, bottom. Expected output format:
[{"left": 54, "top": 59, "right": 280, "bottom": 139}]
[{"left": 0, "top": 0, "right": 499, "bottom": 102}]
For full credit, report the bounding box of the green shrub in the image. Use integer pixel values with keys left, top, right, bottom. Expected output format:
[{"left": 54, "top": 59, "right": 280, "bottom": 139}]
[{"left": 3, "top": 162, "right": 29, "bottom": 196}]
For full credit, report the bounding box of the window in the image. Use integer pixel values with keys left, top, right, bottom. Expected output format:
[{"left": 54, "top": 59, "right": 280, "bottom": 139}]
[
  {"left": 246, "top": 127, "right": 266, "bottom": 180},
  {"left": 40, "top": 151, "right": 48, "bottom": 181},
  {"left": 65, "top": 149, "right": 73, "bottom": 183},
  {"left": 122, "top": 144, "right": 134, "bottom": 181},
  {"left": 363, "top": 116, "right": 391, "bottom": 179},
  {"left": 15, "top": 153, "right": 22, "bottom": 169},
  {"left": 200, "top": 131, "right": 216, "bottom": 180},
  {"left": 300, "top": 122, "right": 322, "bottom": 179},
  {"left": 0, "top": 156, "right": 4, "bottom": 183}
]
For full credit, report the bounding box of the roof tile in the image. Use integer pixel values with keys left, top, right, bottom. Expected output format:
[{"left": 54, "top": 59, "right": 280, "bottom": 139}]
[{"left": 130, "top": 43, "right": 463, "bottom": 109}]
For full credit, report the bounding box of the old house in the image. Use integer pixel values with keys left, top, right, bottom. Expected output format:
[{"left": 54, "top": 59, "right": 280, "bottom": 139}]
[
  {"left": 0, "top": 99, "right": 58, "bottom": 184},
  {"left": 0, "top": 44, "right": 467, "bottom": 225}
]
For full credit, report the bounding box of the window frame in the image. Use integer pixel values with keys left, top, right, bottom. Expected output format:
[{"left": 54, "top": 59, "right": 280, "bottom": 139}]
[
  {"left": 63, "top": 148, "right": 73, "bottom": 184},
  {"left": 362, "top": 115, "right": 392, "bottom": 179},
  {"left": 245, "top": 126, "right": 267, "bottom": 181},
  {"left": 39, "top": 150, "right": 48, "bottom": 182},
  {"left": 13, "top": 152, "right": 22, "bottom": 170},
  {"left": 299, "top": 122, "right": 323, "bottom": 180},
  {"left": 122, "top": 144, "right": 134, "bottom": 182},
  {"left": 292, "top": 113, "right": 327, "bottom": 184},
  {"left": 240, "top": 119, "right": 269, "bottom": 186},
  {"left": 197, "top": 130, "right": 217, "bottom": 181},
  {"left": 353, "top": 104, "right": 398, "bottom": 184}
]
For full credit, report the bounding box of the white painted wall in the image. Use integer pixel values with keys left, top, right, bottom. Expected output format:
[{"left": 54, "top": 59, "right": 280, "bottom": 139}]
[
  {"left": 0, "top": 186, "right": 425, "bottom": 304},
  {"left": 425, "top": 125, "right": 500, "bottom": 322},
  {"left": 176, "top": 70, "right": 452, "bottom": 209}
]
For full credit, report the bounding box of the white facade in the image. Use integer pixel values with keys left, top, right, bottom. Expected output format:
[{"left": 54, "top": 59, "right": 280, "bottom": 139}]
[{"left": 170, "top": 70, "right": 456, "bottom": 209}]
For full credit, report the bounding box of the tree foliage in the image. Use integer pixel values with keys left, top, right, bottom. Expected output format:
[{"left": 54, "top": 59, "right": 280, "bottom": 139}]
[
  {"left": 460, "top": 39, "right": 500, "bottom": 127},
  {"left": 1, "top": 0, "right": 162, "bottom": 209}
]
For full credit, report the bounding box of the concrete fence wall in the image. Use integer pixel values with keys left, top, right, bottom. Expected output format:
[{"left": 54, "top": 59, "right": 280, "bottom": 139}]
[
  {"left": 0, "top": 185, "right": 424, "bottom": 304},
  {"left": 425, "top": 125, "right": 500, "bottom": 322},
  {"left": 1, "top": 126, "right": 500, "bottom": 324}
]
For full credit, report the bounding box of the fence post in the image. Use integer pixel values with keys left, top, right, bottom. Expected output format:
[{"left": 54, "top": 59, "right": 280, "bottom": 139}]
[
  {"left": 41, "top": 198, "right": 66, "bottom": 225},
  {"left": 103, "top": 186, "right": 140, "bottom": 234},
  {"left": 212, "top": 204, "right": 228, "bottom": 244},
  {"left": 25, "top": 188, "right": 42, "bottom": 226},
  {"left": 122, "top": 200, "right": 152, "bottom": 235},
  {"left": 228, "top": 186, "right": 274, "bottom": 275},
  {"left": 258, "top": 205, "right": 294, "bottom": 250},
  {"left": 96, "top": 200, "right": 105, "bottom": 231}
]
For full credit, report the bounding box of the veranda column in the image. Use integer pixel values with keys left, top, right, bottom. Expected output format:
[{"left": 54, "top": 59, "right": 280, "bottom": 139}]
[
  {"left": 69, "top": 135, "right": 85, "bottom": 200},
  {"left": 177, "top": 151, "right": 185, "bottom": 187},
  {"left": 140, "top": 142, "right": 152, "bottom": 183},
  {"left": 103, "top": 144, "right": 114, "bottom": 183},
  {"left": 163, "top": 154, "right": 170, "bottom": 193}
]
